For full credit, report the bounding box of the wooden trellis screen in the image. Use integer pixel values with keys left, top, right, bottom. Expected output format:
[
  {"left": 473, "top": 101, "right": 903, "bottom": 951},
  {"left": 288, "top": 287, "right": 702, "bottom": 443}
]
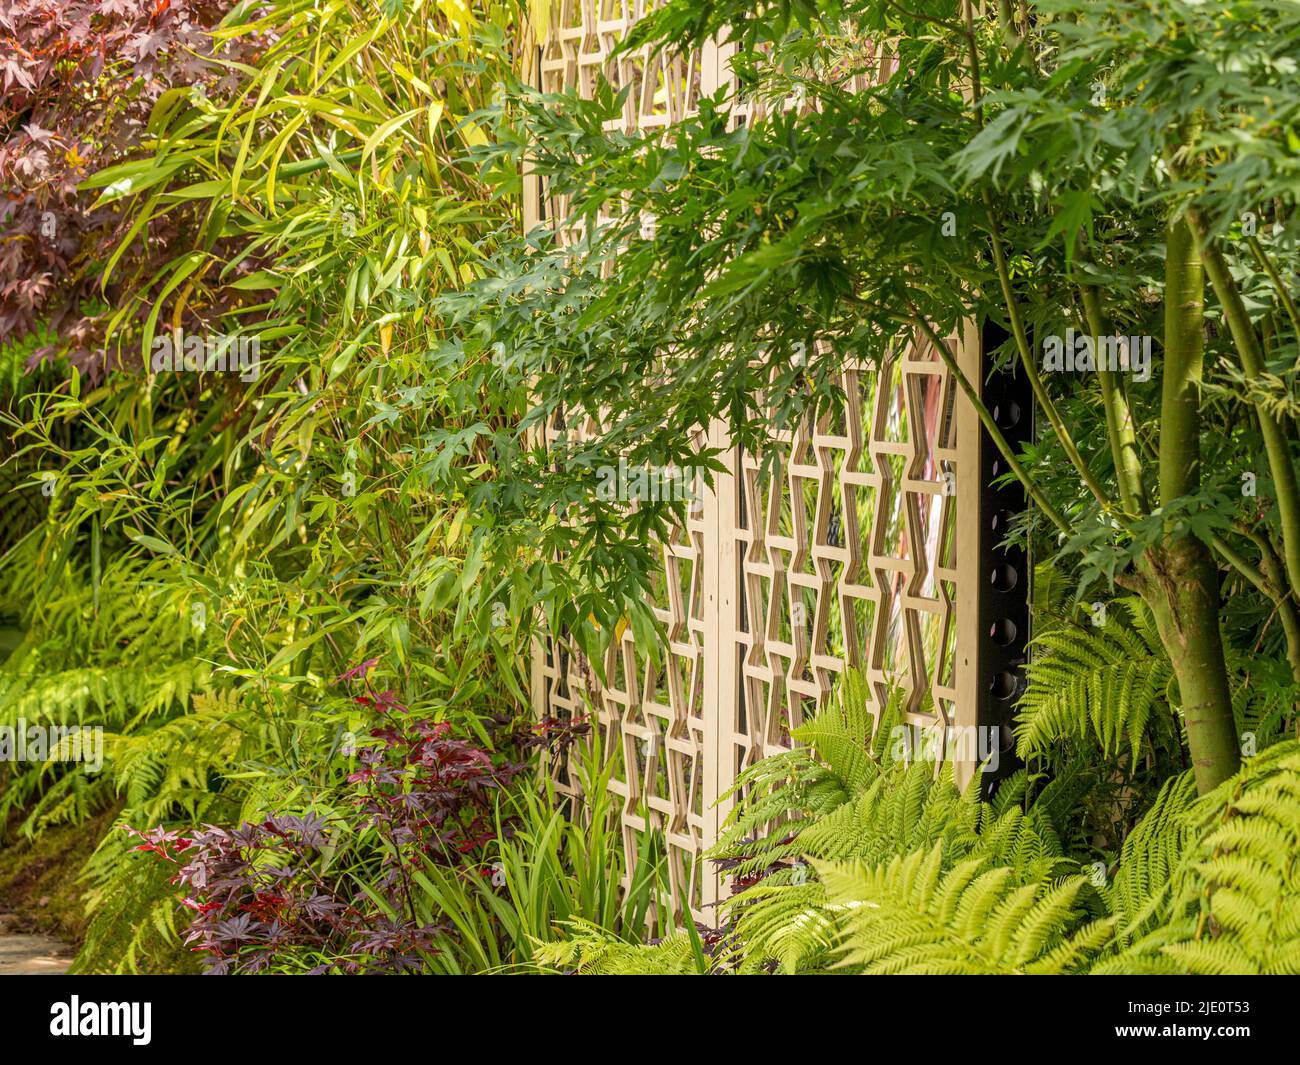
[{"left": 524, "top": 1, "right": 996, "bottom": 927}]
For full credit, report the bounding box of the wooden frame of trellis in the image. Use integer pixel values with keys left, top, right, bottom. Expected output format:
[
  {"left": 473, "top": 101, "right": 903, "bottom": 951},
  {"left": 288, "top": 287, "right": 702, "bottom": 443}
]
[{"left": 522, "top": 0, "right": 1024, "bottom": 928}]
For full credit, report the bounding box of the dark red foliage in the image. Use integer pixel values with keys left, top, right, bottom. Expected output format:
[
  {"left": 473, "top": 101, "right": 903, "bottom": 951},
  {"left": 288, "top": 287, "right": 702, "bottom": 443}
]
[
  {"left": 0, "top": 0, "right": 251, "bottom": 379},
  {"left": 528, "top": 711, "right": 592, "bottom": 760},
  {"left": 129, "top": 818, "right": 451, "bottom": 975},
  {"left": 341, "top": 684, "right": 526, "bottom": 882},
  {"left": 127, "top": 668, "right": 530, "bottom": 974}
]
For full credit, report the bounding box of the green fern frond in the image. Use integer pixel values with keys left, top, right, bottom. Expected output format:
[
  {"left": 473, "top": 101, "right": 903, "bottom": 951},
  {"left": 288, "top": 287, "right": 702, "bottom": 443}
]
[
  {"left": 1105, "top": 771, "right": 1198, "bottom": 938},
  {"left": 1098, "top": 741, "right": 1300, "bottom": 974},
  {"left": 708, "top": 669, "right": 1082, "bottom": 972},
  {"left": 1016, "top": 605, "right": 1173, "bottom": 767},
  {"left": 532, "top": 919, "right": 701, "bottom": 974},
  {"left": 815, "top": 846, "right": 1106, "bottom": 974}
]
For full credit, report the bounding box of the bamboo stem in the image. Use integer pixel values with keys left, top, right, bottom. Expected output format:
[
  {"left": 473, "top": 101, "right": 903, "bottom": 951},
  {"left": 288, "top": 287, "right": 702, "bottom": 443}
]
[{"left": 1186, "top": 206, "right": 1300, "bottom": 598}]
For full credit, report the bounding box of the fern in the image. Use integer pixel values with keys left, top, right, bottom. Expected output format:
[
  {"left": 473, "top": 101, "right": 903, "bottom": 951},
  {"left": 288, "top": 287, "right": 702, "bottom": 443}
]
[
  {"left": 0, "top": 542, "right": 268, "bottom": 971},
  {"left": 1104, "top": 771, "right": 1198, "bottom": 939},
  {"left": 531, "top": 919, "right": 702, "bottom": 975},
  {"left": 73, "top": 827, "right": 200, "bottom": 975},
  {"left": 536, "top": 669, "right": 1096, "bottom": 973},
  {"left": 711, "top": 672, "right": 904, "bottom": 874},
  {"left": 671, "top": 672, "right": 1079, "bottom": 971},
  {"left": 536, "top": 685, "right": 1300, "bottom": 976},
  {"left": 1019, "top": 569, "right": 1294, "bottom": 773},
  {"left": 0, "top": 546, "right": 225, "bottom": 831},
  {"left": 102, "top": 687, "right": 249, "bottom": 825},
  {"left": 819, "top": 845, "right": 1112, "bottom": 974},
  {"left": 1016, "top": 598, "right": 1174, "bottom": 767},
  {"left": 1097, "top": 742, "right": 1300, "bottom": 974}
]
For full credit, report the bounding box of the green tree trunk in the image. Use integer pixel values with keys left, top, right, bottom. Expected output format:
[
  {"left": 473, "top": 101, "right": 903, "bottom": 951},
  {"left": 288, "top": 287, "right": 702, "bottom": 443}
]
[
  {"left": 1149, "top": 216, "right": 1241, "bottom": 792},
  {"left": 1143, "top": 547, "right": 1242, "bottom": 792}
]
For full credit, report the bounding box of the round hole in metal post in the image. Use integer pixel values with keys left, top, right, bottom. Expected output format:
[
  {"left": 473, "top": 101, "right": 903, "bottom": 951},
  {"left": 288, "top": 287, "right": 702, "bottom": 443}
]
[
  {"left": 989, "top": 618, "right": 1017, "bottom": 645},
  {"left": 990, "top": 563, "right": 1018, "bottom": 592},
  {"left": 990, "top": 671, "right": 1019, "bottom": 699}
]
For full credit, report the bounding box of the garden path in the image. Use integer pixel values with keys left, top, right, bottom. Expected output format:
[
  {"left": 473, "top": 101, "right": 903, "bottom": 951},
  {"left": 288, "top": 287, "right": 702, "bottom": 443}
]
[{"left": 0, "top": 912, "right": 71, "bottom": 974}]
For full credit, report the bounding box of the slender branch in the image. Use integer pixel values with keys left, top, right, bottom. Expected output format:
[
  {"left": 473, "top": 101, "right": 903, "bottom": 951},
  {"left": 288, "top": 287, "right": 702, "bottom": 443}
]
[
  {"left": 1210, "top": 532, "right": 1271, "bottom": 595},
  {"left": 1185, "top": 203, "right": 1300, "bottom": 597},
  {"left": 884, "top": 0, "right": 962, "bottom": 31},
  {"left": 1232, "top": 522, "right": 1300, "bottom": 689},
  {"left": 1206, "top": 531, "right": 1300, "bottom": 697},
  {"left": 1240, "top": 520, "right": 1290, "bottom": 587},
  {"left": 959, "top": 2, "right": 1115, "bottom": 519},
  {"left": 908, "top": 304, "right": 1072, "bottom": 536},
  {"left": 997, "top": 0, "right": 1023, "bottom": 51},
  {"left": 1160, "top": 215, "right": 1205, "bottom": 512},
  {"left": 981, "top": 196, "right": 1117, "bottom": 516},
  {"left": 961, "top": 0, "right": 985, "bottom": 131},
  {"left": 1248, "top": 236, "right": 1300, "bottom": 341},
  {"left": 1080, "top": 284, "right": 1147, "bottom": 516}
]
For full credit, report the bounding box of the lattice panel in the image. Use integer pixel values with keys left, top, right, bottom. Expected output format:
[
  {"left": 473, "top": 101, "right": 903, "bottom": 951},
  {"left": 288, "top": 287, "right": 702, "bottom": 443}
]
[
  {"left": 530, "top": 413, "right": 716, "bottom": 922},
  {"left": 715, "top": 338, "right": 970, "bottom": 825},
  {"left": 525, "top": 3, "right": 983, "bottom": 928},
  {"left": 534, "top": 0, "right": 706, "bottom": 249}
]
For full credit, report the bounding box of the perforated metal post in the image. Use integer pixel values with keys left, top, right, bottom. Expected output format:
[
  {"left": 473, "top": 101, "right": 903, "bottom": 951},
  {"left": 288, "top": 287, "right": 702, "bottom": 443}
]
[{"left": 975, "top": 322, "right": 1033, "bottom": 797}]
